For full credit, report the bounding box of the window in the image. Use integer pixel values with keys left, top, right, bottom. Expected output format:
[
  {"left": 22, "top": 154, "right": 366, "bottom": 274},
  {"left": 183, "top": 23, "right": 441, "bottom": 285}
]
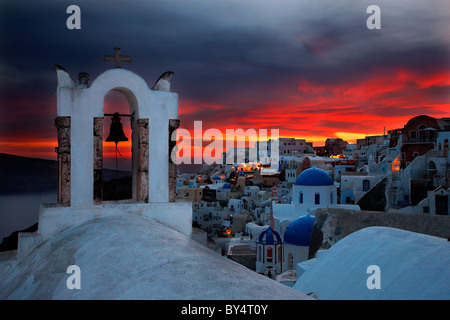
[
  {"left": 330, "top": 192, "right": 333, "bottom": 204},
  {"left": 299, "top": 192, "right": 303, "bottom": 204},
  {"left": 315, "top": 193, "right": 320, "bottom": 205},
  {"left": 288, "top": 253, "right": 293, "bottom": 269},
  {"left": 413, "top": 152, "right": 419, "bottom": 159},
  {"left": 410, "top": 130, "right": 417, "bottom": 140},
  {"left": 266, "top": 247, "right": 273, "bottom": 262},
  {"left": 418, "top": 125, "right": 426, "bottom": 140},
  {"left": 363, "top": 179, "right": 370, "bottom": 192},
  {"left": 435, "top": 195, "right": 449, "bottom": 215}
]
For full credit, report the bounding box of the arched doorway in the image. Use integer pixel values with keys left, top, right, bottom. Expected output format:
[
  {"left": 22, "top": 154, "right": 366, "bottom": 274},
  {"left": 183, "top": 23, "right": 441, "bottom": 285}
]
[
  {"left": 92, "top": 84, "right": 149, "bottom": 205},
  {"left": 55, "top": 66, "right": 178, "bottom": 206},
  {"left": 427, "top": 160, "right": 437, "bottom": 179},
  {"left": 418, "top": 124, "right": 427, "bottom": 141},
  {"left": 102, "top": 91, "right": 133, "bottom": 201}
]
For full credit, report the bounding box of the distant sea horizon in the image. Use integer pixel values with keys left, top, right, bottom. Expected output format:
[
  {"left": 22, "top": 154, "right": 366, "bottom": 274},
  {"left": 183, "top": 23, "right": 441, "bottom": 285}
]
[
  {"left": 0, "top": 152, "right": 203, "bottom": 175},
  {"left": 0, "top": 153, "right": 203, "bottom": 243}
]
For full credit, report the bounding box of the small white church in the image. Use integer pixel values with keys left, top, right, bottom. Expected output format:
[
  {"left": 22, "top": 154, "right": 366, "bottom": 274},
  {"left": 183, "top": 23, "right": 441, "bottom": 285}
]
[
  {"left": 256, "top": 215, "right": 315, "bottom": 274},
  {"left": 274, "top": 167, "right": 360, "bottom": 236}
]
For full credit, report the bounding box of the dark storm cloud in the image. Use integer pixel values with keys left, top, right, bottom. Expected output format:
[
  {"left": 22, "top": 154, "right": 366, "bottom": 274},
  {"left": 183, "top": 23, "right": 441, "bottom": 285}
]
[
  {"left": 0, "top": 0, "right": 303, "bottom": 100},
  {"left": 1, "top": 0, "right": 448, "bottom": 93},
  {"left": 0, "top": 0, "right": 449, "bottom": 152}
]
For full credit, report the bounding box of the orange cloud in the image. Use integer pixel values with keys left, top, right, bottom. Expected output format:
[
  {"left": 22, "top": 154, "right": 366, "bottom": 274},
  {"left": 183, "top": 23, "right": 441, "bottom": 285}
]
[{"left": 1, "top": 67, "right": 448, "bottom": 163}]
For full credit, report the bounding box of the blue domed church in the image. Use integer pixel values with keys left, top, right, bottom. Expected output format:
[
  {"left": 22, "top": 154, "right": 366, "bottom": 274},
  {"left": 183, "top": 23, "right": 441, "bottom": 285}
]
[
  {"left": 256, "top": 226, "right": 283, "bottom": 274},
  {"left": 256, "top": 216, "right": 315, "bottom": 274},
  {"left": 283, "top": 215, "right": 315, "bottom": 270},
  {"left": 264, "top": 167, "right": 360, "bottom": 272}
]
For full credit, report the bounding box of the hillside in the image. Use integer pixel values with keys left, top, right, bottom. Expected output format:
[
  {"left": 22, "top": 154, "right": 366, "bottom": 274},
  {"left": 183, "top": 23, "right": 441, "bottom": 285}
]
[
  {"left": 0, "top": 153, "right": 58, "bottom": 194},
  {"left": 0, "top": 153, "right": 131, "bottom": 195}
]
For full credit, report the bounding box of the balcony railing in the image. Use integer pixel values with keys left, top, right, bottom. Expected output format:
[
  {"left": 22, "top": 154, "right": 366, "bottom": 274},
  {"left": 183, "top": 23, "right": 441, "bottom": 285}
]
[{"left": 404, "top": 138, "right": 435, "bottom": 143}]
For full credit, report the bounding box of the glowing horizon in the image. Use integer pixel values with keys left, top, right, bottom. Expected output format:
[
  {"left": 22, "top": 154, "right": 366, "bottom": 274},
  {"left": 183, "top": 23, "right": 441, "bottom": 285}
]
[{"left": 1, "top": 1, "right": 449, "bottom": 167}]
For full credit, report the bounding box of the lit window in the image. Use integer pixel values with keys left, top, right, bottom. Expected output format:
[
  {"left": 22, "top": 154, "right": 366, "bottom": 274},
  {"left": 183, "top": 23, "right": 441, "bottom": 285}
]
[{"left": 267, "top": 247, "right": 273, "bottom": 262}]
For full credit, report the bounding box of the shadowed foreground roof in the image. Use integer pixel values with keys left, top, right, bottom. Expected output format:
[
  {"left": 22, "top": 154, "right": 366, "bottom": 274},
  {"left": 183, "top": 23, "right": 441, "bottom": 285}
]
[
  {"left": 0, "top": 214, "right": 310, "bottom": 300},
  {"left": 294, "top": 227, "right": 450, "bottom": 300}
]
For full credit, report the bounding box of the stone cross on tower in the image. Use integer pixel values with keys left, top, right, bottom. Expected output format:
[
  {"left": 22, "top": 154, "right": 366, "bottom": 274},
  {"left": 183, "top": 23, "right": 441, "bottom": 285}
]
[{"left": 103, "top": 47, "right": 132, "bottom": 68}]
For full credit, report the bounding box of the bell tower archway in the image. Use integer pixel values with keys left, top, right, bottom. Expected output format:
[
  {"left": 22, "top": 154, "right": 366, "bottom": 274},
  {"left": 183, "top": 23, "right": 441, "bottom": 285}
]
[
  {"left": 54, "top": 50, "right": 179, "bottom": 206},
  {"left": 39, "top": 49, "right": 192, "bottom": 240},
  {"left": 100, "top": 91, "right": 134, "bottom": 202}
]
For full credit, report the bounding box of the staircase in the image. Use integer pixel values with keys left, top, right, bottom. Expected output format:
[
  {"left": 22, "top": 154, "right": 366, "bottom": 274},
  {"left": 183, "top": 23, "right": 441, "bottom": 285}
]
[{"left": 388, "top": 185, "right": 398, "bottom": 209}]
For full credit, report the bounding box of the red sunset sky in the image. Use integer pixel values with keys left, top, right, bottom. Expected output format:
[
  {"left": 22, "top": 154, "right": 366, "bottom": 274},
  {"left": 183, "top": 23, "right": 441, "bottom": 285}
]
[
  {"left": 2, "top": 67, "right": 448, "bottom": 162},
  {"left": 0, "top": 0, "right": 449, "bottom": 170}
]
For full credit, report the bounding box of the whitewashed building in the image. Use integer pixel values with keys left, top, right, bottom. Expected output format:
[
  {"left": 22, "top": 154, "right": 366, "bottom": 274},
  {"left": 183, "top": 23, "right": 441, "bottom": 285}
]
[
  {"left": 274, "top": 168, "right": 360, "bottom": 234},
  {"left": 256, "top": 226, "right": 283, "bottom": 275},
  {"left": 282, "top": 215, "right": 315, "bottom": 271}
]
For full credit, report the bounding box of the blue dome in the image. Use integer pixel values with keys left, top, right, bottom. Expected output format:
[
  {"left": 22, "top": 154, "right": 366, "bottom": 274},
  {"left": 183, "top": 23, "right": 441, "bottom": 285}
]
[
  {"left": 213, "top": 176, "right": 222, "bottom": 180},
  {"left": 295, "top": 168, "right": 334, "bottom": 186},
  {"left": 222, "top": 183, "right": 231, "bottom": 189},
  {"left": 258, "top": 226, "right": 282, "bottom": 245},
  {"left": 283, "top": 215, "right": 315, "bottom": 246}
]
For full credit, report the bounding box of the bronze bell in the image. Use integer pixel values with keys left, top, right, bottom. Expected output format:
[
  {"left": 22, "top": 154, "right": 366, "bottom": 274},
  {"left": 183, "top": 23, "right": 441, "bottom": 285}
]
[{"left": 106, "top": 112, "right": 128, "bottom": 145}]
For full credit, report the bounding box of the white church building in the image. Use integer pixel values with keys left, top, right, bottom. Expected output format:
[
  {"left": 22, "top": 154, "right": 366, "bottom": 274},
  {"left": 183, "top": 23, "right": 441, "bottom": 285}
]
[
  {"left": 255, "top": 226, "right": 283, "bottom": 275},
  {"left": 282, "top": 214, "right": 315, "bottom": 271},
  {"left": 273, "top": 167, "right": 360, "bottom": 236},
  {"left": 255, "top": 215, "right": 315, "bottom": 274},
  {"left": 255, "top": 167, "right": 361, "bottom": 273}
]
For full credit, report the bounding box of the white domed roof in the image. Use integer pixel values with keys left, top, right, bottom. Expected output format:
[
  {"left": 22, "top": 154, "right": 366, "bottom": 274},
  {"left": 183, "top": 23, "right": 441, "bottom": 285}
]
[{"left": 0, "top": 214, "right": 310, "bottom": 300}]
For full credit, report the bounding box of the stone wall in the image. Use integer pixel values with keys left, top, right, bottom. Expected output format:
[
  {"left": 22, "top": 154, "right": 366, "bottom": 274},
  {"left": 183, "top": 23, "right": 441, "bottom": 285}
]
[
  {"left": 227, "top": 246, "right": 256, "bottom": 271},
  {"left": 168, "top": 119, "right": 180, "bottom": 202},
  {"left": 93, "top": 117, "right": 103, "bottom": 204},
  {"left": 136, "top": 119, "right": 149, "bottom": 202},
  {"left": 227, "top": 254, "right": 256, "bottom": 271},
  {"left": 55, "top": 116, "right": 71, "bottom": 206},
  {"left": 309, "top": 208, "right": 450, "bottom": 258}
]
